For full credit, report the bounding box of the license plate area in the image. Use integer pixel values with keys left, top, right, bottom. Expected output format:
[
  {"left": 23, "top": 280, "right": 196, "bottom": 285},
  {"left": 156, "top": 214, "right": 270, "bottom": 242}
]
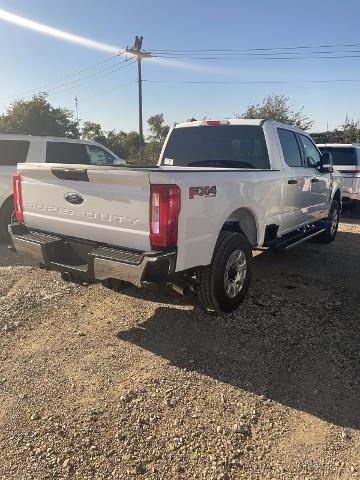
[{"left": 46, "top": 239, "right": 94, "bottom": 267}]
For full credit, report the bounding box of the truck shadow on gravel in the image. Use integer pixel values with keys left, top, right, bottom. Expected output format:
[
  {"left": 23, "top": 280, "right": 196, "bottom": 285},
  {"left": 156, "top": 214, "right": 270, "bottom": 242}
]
[
  {"left": 117, "top": 230, "right": 360, "bottom": 430},
  {"left": 118, "top": 303, "right": 360, "bottom": 430}
]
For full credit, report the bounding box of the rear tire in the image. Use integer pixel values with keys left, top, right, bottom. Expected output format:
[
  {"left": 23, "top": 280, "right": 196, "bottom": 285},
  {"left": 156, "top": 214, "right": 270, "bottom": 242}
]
[
  {"left": 315, "top": 200, "right": 340, "bottom": 244},
  {"left": 197, "top": 231, "right": 252, "bottom": 313},
  {"left": 0, "top": 197, "right": 14, "bottom": 241}
]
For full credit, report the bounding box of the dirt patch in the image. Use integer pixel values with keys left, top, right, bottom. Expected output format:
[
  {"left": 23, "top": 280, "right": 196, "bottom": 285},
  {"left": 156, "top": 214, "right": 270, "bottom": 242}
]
[{"left": 0, "top": 219, "right": 359, "bottom": 479}]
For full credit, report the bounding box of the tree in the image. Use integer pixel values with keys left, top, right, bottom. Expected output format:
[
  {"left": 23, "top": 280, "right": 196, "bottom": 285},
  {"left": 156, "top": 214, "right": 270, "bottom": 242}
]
[
  {"left": 81, "top": 121, "right": 105, "bottom": 142},
  {"left": 311, "top": 115, "right": 360, "bottom": 143},
  {"left": 105, "top": 130, "right": 129, "bottom": 159},
  {"left": 80, "top": 123, "right": 141, "bottom": 163},
  {"left": 238, "top": 94, "right": 313, "bottom": 130},
  {"left": 341, "top": 114, "right": 360, "bottom": 143},
  {"left": 147, "top": 114, "right": 170, "bottom": 143},
  {"left": 123, "top": 131, "right": 141, "bottom": 163},
  {"left": 146, "top": 114, "right": 170, "bottom": 164},
  {"left": 0, "top": 93, "right": 79, "bottom": 137}
]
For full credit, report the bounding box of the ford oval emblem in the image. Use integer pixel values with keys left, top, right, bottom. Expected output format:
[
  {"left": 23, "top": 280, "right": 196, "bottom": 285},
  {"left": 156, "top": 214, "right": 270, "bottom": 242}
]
[{"left": 64, "top": 192, "right": 84, "bottom": 205}]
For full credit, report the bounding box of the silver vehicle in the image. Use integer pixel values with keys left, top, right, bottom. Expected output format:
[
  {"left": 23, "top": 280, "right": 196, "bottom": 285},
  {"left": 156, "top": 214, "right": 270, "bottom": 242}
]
[{"left": 318, "top": 143, "right": 360, "bottom": 213}]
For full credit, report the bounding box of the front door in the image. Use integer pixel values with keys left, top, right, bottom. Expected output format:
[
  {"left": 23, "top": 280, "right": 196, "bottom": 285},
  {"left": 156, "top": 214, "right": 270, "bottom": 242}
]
[{"left": 298, "top": 134, "right": 330, "bottom": 220}]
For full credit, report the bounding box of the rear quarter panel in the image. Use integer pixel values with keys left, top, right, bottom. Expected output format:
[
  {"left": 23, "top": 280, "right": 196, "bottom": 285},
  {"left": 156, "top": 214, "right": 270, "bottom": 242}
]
[{"left": 149, "top": 169, "right": 282, "bottom": 272}]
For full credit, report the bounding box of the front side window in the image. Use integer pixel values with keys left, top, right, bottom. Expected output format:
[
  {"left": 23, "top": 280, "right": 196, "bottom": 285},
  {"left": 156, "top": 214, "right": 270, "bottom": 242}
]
[
  {"left": 0, "top": 140, "right": 30, "bottom": 166},
  {"left": 299, "top": 135, "right": 322, "bottom": 169},
  {"left": 277, "top": 129, "right": 303, "bottom": 167},
  {"left": 87, "top": 145, "right": 115, "bottom": 165},
  {"left": 161, "top": 125, "right": 270, "bottom": 169}
]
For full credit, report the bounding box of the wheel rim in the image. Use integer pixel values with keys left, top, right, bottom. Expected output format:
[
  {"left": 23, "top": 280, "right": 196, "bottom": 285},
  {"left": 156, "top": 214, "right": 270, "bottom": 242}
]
[
  {"left": 224, "top": 249, "right": 247, "bottom": 298},
  {"left": 330, "top": 208, "right": 339, "bottom": 236}
]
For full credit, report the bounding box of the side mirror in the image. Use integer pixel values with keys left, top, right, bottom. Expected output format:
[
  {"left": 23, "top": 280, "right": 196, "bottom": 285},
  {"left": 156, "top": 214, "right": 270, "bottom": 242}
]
[{"left": 319, "top": 151, "right": 333, "bottom": 173}]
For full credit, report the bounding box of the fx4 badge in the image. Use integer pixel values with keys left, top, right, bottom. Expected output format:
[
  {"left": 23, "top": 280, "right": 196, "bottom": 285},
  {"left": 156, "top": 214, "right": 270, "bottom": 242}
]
[{"left": 189, "top": 186, "right": 217, "bottom": 199}]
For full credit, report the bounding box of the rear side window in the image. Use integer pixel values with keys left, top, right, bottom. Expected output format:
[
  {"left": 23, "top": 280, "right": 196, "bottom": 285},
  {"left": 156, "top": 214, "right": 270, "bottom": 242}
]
[
  {"left": 278, "top": 129, "right": 303, "bottom": 167},
  {"left": 46, "top": 142, "right": 89, "bottom": 164},
  {"left": 161, "top": 125, "right": 270, "bottom": 169},
  {"left": 0, "top": 140, "right": 30, "bottom": 166},
  {"left": 319, "top": 147, "right": 357, "bottom": 166}
]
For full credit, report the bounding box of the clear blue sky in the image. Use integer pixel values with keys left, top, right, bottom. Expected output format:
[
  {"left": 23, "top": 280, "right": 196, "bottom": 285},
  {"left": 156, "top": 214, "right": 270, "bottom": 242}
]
[{"left": 0, "top": 0, "right": 360, "bottom": 133}]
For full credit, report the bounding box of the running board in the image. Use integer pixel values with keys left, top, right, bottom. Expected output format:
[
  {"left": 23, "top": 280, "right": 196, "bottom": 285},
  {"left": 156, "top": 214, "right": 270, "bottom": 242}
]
[
  {"left": 269, "top": 226, "right": 326, "bottom": 251},
  {"left": 284, "top": 228, "right": 325, "bottom": 249}
]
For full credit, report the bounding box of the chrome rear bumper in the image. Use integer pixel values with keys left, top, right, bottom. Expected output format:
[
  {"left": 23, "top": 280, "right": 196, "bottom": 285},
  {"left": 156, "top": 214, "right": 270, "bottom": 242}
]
[{"left": 9, "top": 223, "right": 176, "bottom": 286}]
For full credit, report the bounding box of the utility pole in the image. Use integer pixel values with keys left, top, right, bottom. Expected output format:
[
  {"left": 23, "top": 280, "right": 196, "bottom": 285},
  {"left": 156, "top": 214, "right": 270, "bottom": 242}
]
[
  {"left": 126, "top": 36, "right": 151, "bottom": 162},
  {"left": 75, "top": 96, "right": 79, "bottom": 124}
]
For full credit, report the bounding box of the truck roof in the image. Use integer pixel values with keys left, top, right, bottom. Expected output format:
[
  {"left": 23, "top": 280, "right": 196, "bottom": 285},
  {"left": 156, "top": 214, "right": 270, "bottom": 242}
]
[
  {"left": 174, "top": 119, "right": 265, "bottom": 128},
  {"left": 0, "top": 132, "right": 100, "bottom": 145},
  {"left": 173, "top": 118, "right": 307, "bottom": 134}
]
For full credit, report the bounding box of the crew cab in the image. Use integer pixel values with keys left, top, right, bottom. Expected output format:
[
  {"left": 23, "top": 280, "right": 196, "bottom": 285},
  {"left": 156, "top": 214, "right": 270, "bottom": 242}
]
[
  {"left": 0, "top": 133, "right": 125, "bottom": 239},
  {"left": 9, "top": 119, "right": 342, "bottom": 312}
]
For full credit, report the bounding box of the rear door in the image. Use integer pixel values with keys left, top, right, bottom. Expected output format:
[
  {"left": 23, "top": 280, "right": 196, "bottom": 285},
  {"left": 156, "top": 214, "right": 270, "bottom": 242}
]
[
  {"left": 18, "top": 164, "right": 152, "bottom": 251},
  {"left": 277, "top": 128, "right": 312, "bottom": 232}
]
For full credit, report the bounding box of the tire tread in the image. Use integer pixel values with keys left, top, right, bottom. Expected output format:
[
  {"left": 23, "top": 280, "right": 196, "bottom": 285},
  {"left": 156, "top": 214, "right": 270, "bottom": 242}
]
[{"left": 198, "top": 232, "right": 250, "bottom": 312}]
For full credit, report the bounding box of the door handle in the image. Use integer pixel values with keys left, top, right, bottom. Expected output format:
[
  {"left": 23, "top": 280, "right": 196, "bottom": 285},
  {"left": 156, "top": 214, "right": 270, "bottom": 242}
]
[
  {"left": 288, "top": 179, "right": 298, "bottom": 185},
  {"left": 311, "top": 178, "right": 320, "bottom": 183}
]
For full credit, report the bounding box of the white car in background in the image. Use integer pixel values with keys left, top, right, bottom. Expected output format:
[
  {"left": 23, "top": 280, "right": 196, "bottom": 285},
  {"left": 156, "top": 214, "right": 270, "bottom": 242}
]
[
  {"left": 318, "top": 143, "right": 360, "bottom": 214},
  {"left": 0, "top": 134, "right": 125, "bottom": 238}
]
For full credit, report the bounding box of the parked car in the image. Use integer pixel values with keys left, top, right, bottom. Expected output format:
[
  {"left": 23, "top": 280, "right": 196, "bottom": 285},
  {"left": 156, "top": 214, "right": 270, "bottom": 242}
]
[
  {"left": 0, "top": 134, "right": 125, "bottom": 238},
  {"left": 9, "top": 119, "right": 342, "bottom": 312},
  {"left": 317, "top": 143, "right": 360, "bottom": 214}
]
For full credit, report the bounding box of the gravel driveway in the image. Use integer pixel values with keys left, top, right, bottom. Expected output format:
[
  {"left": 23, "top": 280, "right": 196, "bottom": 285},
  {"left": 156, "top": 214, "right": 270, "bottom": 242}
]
[{"left": 0, "top": 219, "right": 359, "bottom": 479}]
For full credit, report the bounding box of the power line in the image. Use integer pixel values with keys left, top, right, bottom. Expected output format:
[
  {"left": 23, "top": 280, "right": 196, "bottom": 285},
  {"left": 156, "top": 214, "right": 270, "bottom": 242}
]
[
  {"left": 153, "top": 53, "right": 360, "bottom": 61},
  {"left": 0, "top": 58, "right": 136, "bottom": 109},
  {"left": 42, "top": 58, "right": 134, "bottom": 95},
  {"left": 0, "top": 53, "right": 123, "bottom": 104},
  {"left": 47, "top": 59, "right": 136, "bottom": 97},
  {"left": 149, "top": 41, "right": 360, "bottom": 53},
  {"left": 144, "top": 78, "right": 360, "bottom": 85},
  {"left": 152, "top": 49, "right": 360, "bottom": 57},
  {"left": 80, "top": 80, "right": 136, "bottom": 101}
]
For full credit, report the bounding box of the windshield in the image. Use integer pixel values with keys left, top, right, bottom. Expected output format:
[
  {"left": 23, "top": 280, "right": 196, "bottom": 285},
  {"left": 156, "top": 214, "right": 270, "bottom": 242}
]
[
  {"left": 161, "top": 125, "right": 270, "bottom": 169},
  {"left": 319, "top": 147, "right": 357, "bottom": 166}
]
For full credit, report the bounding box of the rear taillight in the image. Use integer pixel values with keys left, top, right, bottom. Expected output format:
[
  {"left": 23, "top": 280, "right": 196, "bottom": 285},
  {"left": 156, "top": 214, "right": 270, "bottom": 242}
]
[
  {"left": 13, "top": 174, "right": 23, "bottom": 221},
  {"left": 150, "top": 184, "right": 181, "bottom": 248}
]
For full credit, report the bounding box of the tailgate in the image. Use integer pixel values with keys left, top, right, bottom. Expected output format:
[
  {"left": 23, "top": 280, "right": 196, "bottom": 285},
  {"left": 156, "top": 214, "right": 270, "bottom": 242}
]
[
  {"left": 18, "top": 163, "right": 152, "bottom": 251},
  {"left": 336, "top": 166, "right": 358, "bottom": 196}
]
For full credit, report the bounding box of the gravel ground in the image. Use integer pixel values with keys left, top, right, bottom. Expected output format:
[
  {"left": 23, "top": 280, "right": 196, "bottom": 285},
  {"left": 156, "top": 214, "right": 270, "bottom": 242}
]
[{"left": 0, "top": 218, "right": 359, "bottom": 480}]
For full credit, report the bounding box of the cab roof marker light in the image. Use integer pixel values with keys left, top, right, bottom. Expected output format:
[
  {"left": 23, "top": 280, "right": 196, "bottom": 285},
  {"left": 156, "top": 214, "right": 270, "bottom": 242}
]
[{"left": 204, "top": 120, "right": 230, "bottom": 126}]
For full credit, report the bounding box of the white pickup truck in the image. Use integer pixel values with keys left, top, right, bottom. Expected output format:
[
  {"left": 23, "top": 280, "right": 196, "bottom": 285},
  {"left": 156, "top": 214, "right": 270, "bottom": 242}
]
[{"left": 9, "top": 119, "right": 343, "bottom": 312}]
